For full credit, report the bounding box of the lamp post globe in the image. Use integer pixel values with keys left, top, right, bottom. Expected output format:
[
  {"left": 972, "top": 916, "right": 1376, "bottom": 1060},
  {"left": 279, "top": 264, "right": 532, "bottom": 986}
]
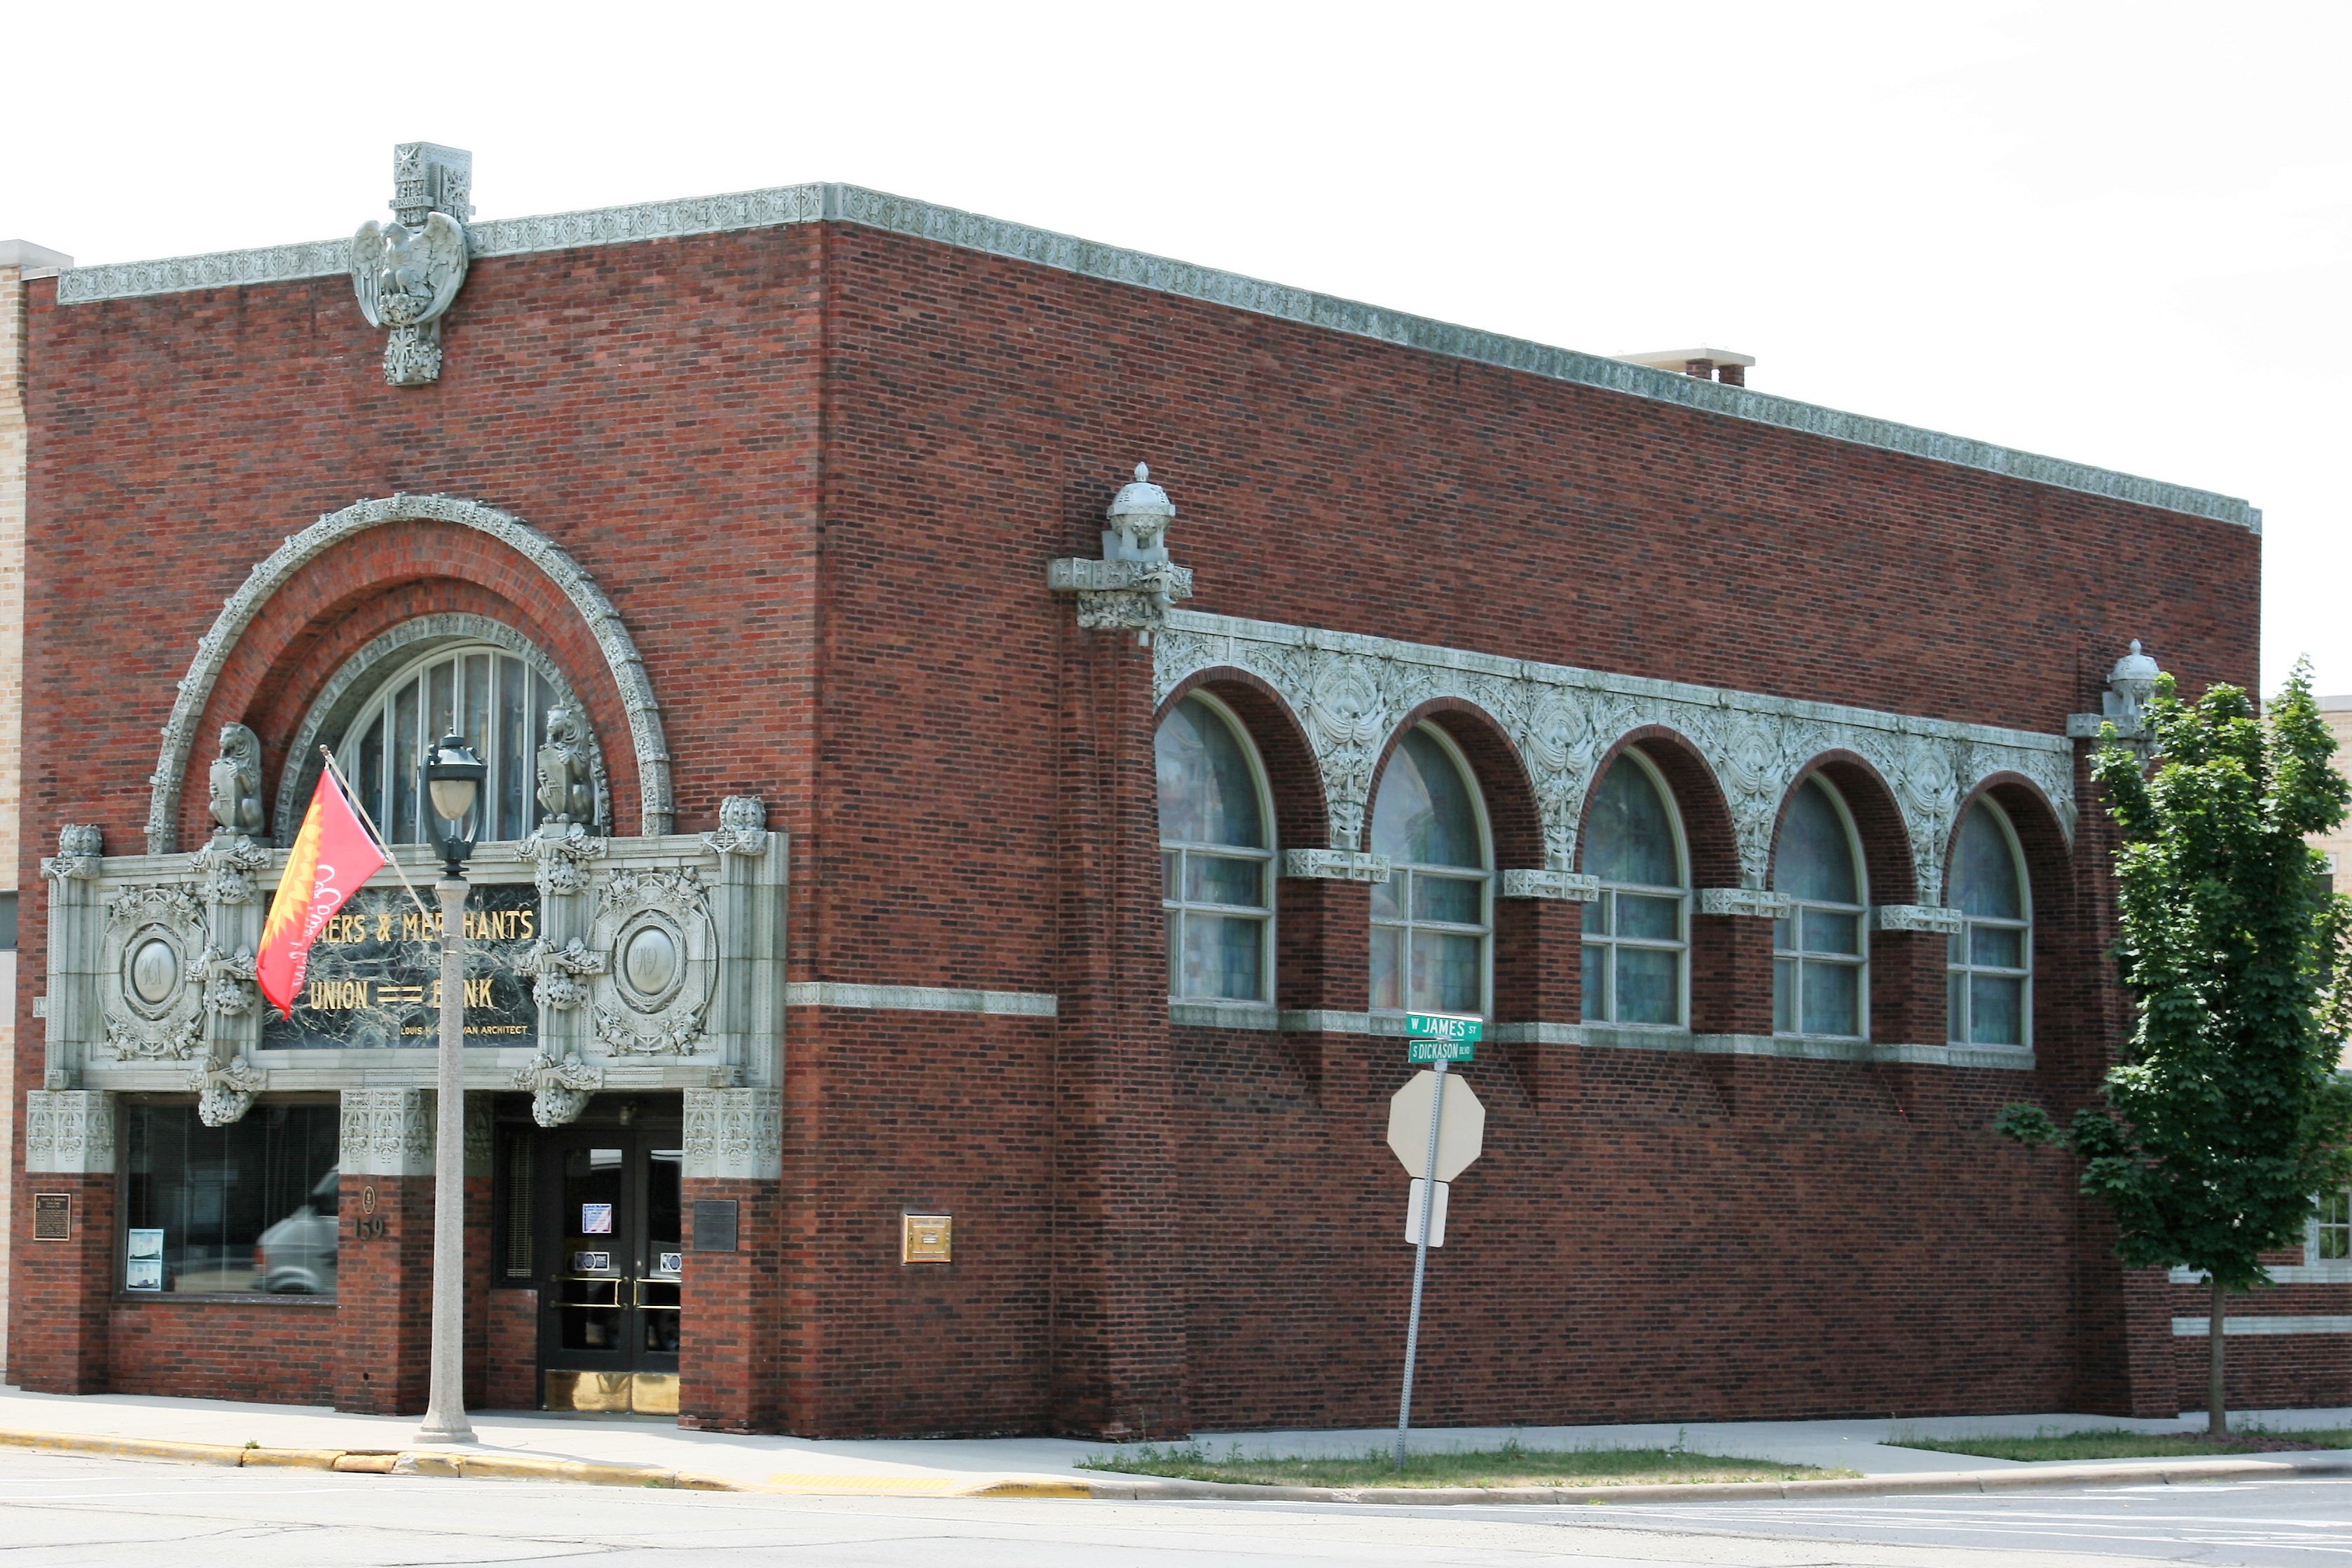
[{"left": 417, "top": 729, "right": 483, "bottom": 1445}]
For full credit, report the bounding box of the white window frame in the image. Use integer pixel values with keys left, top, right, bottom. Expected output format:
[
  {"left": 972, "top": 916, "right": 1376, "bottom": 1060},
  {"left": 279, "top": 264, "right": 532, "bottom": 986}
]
[
  {"left": 1369, "top": 722, "right": 1494, "bottom": 1021},
  {"left": 1579, "top": 746, "right": 1691, "bottom": 1029},
  {"left": 1773, "top": 774, "right": 1870, "bottom": 1041},
  {"left": 334, "top": 640, "right": 557, "bottom": 846},
  {"left": 2318, "top": 1185, "right": 2352, "bottom": 1265},
  {"left": 1159, "top": 692, "right": 1279, "bottom": 1005},
  {"left": 1947, "top": 796, "right": 2034, "bottom": 1048}
]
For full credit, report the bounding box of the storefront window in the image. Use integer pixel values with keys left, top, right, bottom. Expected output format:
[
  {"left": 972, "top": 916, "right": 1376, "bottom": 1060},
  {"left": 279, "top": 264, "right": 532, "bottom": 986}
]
[{"left": 121, "top": 1101, "right": 341, "bottom": 1297}]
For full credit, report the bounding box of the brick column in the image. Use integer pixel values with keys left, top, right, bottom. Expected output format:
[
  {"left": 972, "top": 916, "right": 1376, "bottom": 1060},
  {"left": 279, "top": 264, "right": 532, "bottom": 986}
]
[
  {"left": 1496, "top": 895, "right": 1583, "bottom": 1103},
  {"left": 1050, "top": 624, "right": 1187, "bottom": 1439},
  {"left": 336, "top": 1089, "right": 435, "bottom": 1415},
  {"left": 1691, "top": 901, "right": 1775, "bottom": 1037},
  {"left": 677, "top": 1089, "right": 783, "bottom": 1432},
  {"left": 1277, "top": 874, "right": 1372, "bottom": 1089},
  {"left": 12, "top": 1091, "right": 115, "bottom": 1393}
]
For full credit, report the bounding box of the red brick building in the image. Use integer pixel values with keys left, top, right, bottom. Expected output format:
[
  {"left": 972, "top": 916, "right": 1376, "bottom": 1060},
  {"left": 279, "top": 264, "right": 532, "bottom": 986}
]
[{"left": 8, "top": 145, "right": 2339, "bottom": 1437}]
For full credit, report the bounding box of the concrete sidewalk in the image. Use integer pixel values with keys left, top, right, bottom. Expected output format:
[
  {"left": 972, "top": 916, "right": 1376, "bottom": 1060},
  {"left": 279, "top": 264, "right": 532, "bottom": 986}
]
[{"left": 0, "top": 1385, "right": 2344, "bottom": 1497}]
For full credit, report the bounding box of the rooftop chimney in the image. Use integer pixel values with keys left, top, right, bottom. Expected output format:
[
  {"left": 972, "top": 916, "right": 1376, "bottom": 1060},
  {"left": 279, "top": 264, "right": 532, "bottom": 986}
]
[{"left": 1616, "top": 346, "right": 1754, "bottom": 387}]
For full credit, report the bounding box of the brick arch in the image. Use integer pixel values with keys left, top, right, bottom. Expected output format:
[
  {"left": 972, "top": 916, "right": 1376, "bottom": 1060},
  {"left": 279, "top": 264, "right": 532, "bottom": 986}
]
[
  {"left": 1780, "top": 750, "right": 1919, "bottom": 907},
  {"left": 148, "top": 494, "right": 672, "bottom": 853},
  {"left": 1363, "top": 697, "right": 1543, "bottom": 871},
  {"left": 1157, "top": 667, "right": 1330, "bottom": 856},
  {"left": 1581, "top": 726, "right": 1740, "bottom": 890}
]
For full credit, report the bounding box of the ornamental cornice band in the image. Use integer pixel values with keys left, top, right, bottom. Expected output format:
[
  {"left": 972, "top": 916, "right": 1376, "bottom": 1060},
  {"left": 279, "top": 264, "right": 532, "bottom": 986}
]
[
  {"left": 146, "top": 494, "right": 674, "bottom": 854},
  {"left": 49, "top": 184, "right": 2254, "bottom": 528},
  {"left": 1157, "top": 610, "right": 2075, "bottom": 908}
]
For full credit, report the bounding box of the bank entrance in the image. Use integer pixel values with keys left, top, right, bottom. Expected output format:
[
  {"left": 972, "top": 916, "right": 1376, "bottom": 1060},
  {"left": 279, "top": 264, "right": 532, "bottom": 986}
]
[{"left": 509, "top": 1104, "right": 685, "bottom": 1415}]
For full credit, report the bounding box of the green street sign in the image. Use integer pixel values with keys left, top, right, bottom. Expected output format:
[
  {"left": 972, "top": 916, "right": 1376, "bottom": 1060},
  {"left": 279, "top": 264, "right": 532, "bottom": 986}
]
[{"left": 1405, "top": 1012, "right": 1480, "bottom": 1062}]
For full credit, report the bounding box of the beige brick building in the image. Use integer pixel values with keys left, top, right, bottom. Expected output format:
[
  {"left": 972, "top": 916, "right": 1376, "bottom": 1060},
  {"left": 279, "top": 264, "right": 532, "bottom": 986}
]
[{"left": 0, "top": 238, "right": 69, "bottom": 1366}]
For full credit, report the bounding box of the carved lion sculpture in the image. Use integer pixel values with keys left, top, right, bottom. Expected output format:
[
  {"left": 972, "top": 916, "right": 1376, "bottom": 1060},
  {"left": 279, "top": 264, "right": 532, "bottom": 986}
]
[
  {"left": 536, "top": 706, "right": 596, "bottom": 824},
  {"left": 208, "top": 724, "right": 266, "bottom": 839}
]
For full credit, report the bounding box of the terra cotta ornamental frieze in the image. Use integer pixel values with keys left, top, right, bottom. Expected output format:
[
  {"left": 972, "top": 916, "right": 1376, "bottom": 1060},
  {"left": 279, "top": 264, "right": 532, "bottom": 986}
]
[{"left": 1153, "top": 611, "right": 2075, "bottom": 909}]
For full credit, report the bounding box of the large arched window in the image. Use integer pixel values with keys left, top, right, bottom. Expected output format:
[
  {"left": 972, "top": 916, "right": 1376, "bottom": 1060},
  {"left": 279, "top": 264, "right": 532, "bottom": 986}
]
[
  {"left": 1580, "top": 749, "right": 1689, "bottom": 1026},
  {"left": 1948, "top": 798, "right": 2031, "bottom": 1045},
  {"left": 1773, "top": 776, "right": 1867, "bottom": 1038},
  {"left": 1157, "top": 694, "right": 1276, "bottom": 1003},
  {"left": 1369, "top": 726, "right": 1492, "bottom": 1017},
  {"left": 337, "top": 642, "right": 562, "bottom": 845}
]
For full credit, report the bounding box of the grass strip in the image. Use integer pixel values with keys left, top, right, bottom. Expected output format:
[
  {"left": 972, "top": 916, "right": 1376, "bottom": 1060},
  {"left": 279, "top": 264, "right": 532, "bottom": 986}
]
[
  {"left": 1076, "top": 1438, "right": 1851, "bottom": 1489},
  {"left": 1892, "top": 1428, "right": 2352, "bottom": 1462}
]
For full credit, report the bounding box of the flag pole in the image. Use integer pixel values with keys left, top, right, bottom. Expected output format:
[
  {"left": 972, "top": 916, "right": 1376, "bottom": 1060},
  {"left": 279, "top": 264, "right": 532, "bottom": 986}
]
[{"left": 316, "top": 745, "right": 435, "bottom": 923}]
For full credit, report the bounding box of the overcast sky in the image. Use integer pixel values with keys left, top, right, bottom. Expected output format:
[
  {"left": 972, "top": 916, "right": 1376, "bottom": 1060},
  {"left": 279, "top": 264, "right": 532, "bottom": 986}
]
[{"left": 6, "top": 3, "right": 2344, "bottom": 696}]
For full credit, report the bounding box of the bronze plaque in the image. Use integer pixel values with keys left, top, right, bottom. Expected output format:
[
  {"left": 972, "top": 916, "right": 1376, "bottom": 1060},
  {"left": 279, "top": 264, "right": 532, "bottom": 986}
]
[
  {"left": 32, "top": 1193, "right": 70, "bottom": 1242},
  {"left": 901, "top": 1213, "right": 952, "bottom": 1264}
]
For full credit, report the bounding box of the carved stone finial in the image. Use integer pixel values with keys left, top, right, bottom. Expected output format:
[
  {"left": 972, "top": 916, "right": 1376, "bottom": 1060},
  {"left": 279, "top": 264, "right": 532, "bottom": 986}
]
[
  {"left": 350, "top": 143, "right": 472, "bottom": 387},
  {"left": 536, "top": 706, "right": 596, "bottom": 825},
  {"left": 703, "top": 795, "right": 769, "bottom": 857},
  {"left": 2105, "top": 640, "right": 2161, "bottom": 723},
  {"left": 192, "top": 1056, "right": 267, "bottom": 1127},
  {"left": 514, "top": 1049, "right": 603, "bottom": 1127},
  {"left": 518, "top": 818, "right": 608, "bottom": 896},
  {"left": 209, "top": 723, "right": 266, "bottom": 839},
  {"left": 1047, "top": 461, "right": 1195, "bottom": 641},
  {"left": 42, "top": 823, "right": 102, "bottom": 881}
]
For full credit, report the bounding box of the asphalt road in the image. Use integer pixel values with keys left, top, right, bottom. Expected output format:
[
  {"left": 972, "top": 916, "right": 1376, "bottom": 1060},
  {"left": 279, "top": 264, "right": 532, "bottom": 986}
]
[{"left": 0, "top": 1447, "right": 2345, "bottom": 1567}]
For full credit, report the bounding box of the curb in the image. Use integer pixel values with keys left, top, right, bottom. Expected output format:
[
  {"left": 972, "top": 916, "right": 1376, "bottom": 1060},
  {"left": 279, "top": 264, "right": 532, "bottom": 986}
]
[
  {"left": 0, "top": 1425, "right": 2343, "bottom": 1505},
  {"left": 1075, "top": 1452, "right": 2352, "bottom": 1505}
]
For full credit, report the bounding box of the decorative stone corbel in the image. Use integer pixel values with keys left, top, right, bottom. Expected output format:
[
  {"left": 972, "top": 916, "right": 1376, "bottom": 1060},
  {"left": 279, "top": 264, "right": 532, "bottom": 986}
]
[
  {"left": 1047, "top": 463, "right": 1195, "bottom": 643},
  {"left": 1698, "top": 887, "right": 1795, "bottom": 919},
  {"left": 1872, "top": 904, "right": 1965, "bottom": 935},
  {"left": 701, "top": 795, "right": 769, "bottom": 858},
  {"left": 1282, "top": 848, "right": 1392, "bottom": 883},
  {"left": 193, "top": 944, "right": 259, "bottom": 1015},
  {"left": 192, "top": 1054, "right": 267, "bottom": 1127},
  {"left": 514, "top": 1047, "right": 603, "bottom": 1127},
  {"left": 516, "top": 936, "right": 606, "bottom": 1010},
  {"left": 2068, "top": 640, "right": 2162, "bottom": 743},
  {"left": 191, "top": 834, "right": 272, "bottom": 905},
  {"left": 350, "top": 142, "right": 472, "bottom": 387},
  {"left": 41, "top": 823, "right": 102, "bottom": 882},
  {"left": 207, "top": 723, "right": 267, "bottom": 841},
  {"left": 25, "top": 1089, "right": 116, "bottom": 1174},
  {"left": 518, "top": 820, "right": 609, "bottom": 896},
  {"left": 682, "top": 1087, "right": 783, "bottom": 1181},
  {"left": 1502, "top": 869, "right": 1600, "bottom": 902}
]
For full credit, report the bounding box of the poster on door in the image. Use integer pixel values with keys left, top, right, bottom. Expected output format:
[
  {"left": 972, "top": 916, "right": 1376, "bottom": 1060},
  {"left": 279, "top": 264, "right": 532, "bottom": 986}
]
[{"left": 261, "top": 883, "right": 542, "bottom": 1050}]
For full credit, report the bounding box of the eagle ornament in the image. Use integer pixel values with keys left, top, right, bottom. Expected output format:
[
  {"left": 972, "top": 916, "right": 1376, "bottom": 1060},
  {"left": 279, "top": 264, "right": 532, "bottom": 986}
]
[{"left": 350, "top": 210, "right": 469, "bottom": 386}]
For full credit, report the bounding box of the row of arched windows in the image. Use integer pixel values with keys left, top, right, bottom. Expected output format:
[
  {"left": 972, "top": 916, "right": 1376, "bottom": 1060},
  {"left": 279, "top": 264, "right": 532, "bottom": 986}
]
[{"left": 1156, "top": 693, "right": 2035, "bottom": 1047}]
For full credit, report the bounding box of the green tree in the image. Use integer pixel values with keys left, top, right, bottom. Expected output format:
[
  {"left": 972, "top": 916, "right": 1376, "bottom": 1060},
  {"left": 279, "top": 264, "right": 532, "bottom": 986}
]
[{"left": 1997, "top": 661, "right": 2352, "bottom": 1434}]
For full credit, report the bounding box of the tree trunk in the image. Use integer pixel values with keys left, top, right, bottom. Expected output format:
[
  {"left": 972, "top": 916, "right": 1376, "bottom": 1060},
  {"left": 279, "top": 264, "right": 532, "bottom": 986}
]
[{"left": 2208, "top": 1273, "right": 2228, "bottom": 1436}]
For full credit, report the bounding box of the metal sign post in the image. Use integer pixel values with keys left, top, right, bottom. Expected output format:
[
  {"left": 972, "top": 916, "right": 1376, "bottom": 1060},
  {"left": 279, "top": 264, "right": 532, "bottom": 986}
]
[{"left": 1393, "top": 1012, "right": 1480, "bottom": 1473}]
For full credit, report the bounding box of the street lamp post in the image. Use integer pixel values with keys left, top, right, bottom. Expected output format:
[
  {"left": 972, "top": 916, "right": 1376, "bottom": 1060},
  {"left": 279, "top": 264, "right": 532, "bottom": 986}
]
[{"left": 418, "top": 731, "right": 486, "bottom": 1444}]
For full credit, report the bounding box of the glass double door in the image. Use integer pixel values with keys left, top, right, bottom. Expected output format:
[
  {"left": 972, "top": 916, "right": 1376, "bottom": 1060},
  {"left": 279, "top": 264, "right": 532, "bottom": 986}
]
[{"left": 537, "top": 1127, "right": 682, "bottom": 1415}]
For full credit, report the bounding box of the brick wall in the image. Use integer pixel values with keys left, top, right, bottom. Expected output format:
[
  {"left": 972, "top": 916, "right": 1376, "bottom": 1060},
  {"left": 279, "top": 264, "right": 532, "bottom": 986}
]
[{"left": 12, "top": 210, "right": 2308, "bottom": 1435}]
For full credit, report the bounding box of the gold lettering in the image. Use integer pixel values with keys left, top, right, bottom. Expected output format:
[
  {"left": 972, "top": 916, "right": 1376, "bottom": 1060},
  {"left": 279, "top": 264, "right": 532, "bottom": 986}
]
[
  {"left": 467, "top": 976, "right": 493, "bottom": 1007},
  {"left": 376, "top": 913, "right": 394, "bottom": 942},
  {"left": 519, "top": 909, "right": 535, "bottom": 940}
]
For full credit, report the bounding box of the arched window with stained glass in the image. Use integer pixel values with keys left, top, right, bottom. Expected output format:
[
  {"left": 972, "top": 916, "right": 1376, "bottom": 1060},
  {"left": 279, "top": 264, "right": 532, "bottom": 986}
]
[
  {"left": 1579, "top": 748, "right": 1689, "bottom": 1026},
  {"left": 1368, "top": 726, "right": 1492, "bottom": 1018},
  {"left": 1772, "top": 776, "right": 1868, "bottom": 1039},
  {"left": 1947, "top": 797, "right": 2031, "bottom": 1046},
  {"left": 1156, "top": 694, "right": 1277, "bottom": 1003}
]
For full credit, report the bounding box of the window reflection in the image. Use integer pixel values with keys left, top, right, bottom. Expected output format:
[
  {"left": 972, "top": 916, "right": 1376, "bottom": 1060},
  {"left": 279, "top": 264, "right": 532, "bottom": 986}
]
[{"left": 122, "top": 1102, "right": 341, "bottom": 1296}]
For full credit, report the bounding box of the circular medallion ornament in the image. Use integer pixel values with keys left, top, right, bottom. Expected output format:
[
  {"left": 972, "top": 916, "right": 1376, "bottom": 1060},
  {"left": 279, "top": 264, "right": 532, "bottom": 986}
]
[
  {"left": 622, "top": 925, "right": 679, "bottom": 998},
  {"left": 130, "top": 935, "right": 181, "bottom": 1007}
]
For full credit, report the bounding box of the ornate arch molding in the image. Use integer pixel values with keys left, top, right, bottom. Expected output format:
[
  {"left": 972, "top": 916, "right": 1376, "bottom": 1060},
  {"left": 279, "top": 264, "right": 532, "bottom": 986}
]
[
  {"left": 269, "top": 613, "right": 612, "bottom": 845},
  {"left": 1153, "top": 610, "right": 2075, "bottom": 907},
  {"left": 147, "top": 493, "right": 673, "bottom": 853}
]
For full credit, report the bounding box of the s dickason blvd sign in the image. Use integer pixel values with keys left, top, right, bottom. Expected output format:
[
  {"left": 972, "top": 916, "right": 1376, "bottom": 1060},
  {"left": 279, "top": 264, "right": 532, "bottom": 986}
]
[
  {"left": 1405, "top": 1010, "right": 1478, "bottom": 1062},
  {"left": 1390, "top": 1012, "right": 1486, "bottom": 1470}
]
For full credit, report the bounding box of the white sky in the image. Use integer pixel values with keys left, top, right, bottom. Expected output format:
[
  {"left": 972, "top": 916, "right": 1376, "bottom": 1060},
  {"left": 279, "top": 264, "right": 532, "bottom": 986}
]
[{"left": 5, "top": 2, "right": 2345, "bottom": 695}]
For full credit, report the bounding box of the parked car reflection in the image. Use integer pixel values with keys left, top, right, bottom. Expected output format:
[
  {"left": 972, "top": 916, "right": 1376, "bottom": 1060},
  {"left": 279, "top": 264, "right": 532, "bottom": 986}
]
[{"left": 255, "top": 1167, "right": 341, "bottom": 1294}]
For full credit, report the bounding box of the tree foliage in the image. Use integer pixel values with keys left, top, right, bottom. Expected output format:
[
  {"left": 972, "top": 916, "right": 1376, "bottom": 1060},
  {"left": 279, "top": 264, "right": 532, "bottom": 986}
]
[{"left": 1998, "top": 661, "right": 2352, "bottom": 1292}]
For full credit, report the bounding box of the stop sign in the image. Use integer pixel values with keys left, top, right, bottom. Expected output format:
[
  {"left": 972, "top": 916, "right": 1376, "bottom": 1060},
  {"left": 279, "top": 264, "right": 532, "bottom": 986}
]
[{"left": 1386, "top": 1070, "right": 1485, "bottom": 1182}]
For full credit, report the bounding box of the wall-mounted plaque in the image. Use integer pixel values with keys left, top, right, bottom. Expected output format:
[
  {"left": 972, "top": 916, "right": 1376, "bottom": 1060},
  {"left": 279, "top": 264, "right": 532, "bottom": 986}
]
[
  {"left": 692, "top": 1199, "right": 737, "bottom": 1253},
  {"left": 33, "top": 1193, "right": 70, "bottom": 1242},
  {"left": 261, "top": 883, "right": 539, "bottom": 1051},
  {"left": 901, "top": 1213, "right": 952, "bottom": 1264}
]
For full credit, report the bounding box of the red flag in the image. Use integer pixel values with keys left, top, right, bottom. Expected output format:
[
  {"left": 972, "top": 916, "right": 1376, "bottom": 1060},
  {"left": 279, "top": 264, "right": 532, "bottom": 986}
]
[{"left": 256, "top": 767, "right": 387, "bottom": 1019}]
